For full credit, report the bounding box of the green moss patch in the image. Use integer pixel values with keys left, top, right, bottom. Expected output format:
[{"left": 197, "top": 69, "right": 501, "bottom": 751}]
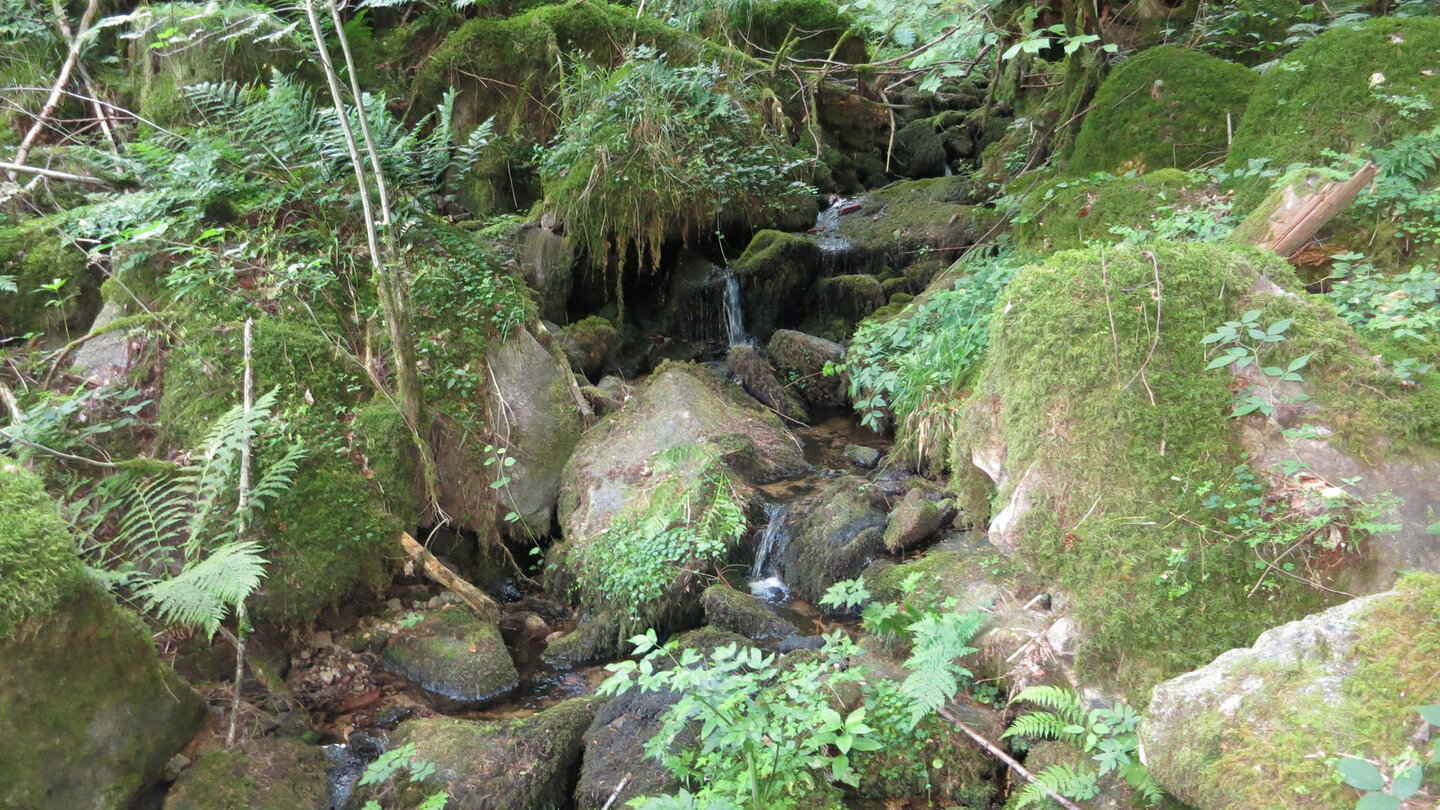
[
  {"left": 0, "top": 458, "right": 85, "bottom": 639},
  {"left": 1224, "top": 16, "right": 1440, "bottom": 211},
  {"left": 166, "top": 738, "right": 330, "bottom": 810},
  {"left": 1013, "top": 168, "right": 1201, "bottom": 252},
  {"left": 1070, "top": 45, "right": 1258, "bottom": 175},
  {"left": 0, "top": 215, "right": 99, "bottom": 341}
]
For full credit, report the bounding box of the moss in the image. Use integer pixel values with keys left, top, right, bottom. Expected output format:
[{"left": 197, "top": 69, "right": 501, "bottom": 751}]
[
  {"left": 0, "top": 579, "right": 206, "bottom": 808},
  {"left": 557, "top": 315, "right": 621, "bottom": 379},
  {"left": 1070, "top": 45, "right": 1259, "bottom": 175},
  {"left": 834, "top": 181, "right": 997, "bottom": 272},
  {"left": 1225, "top": 16, "right": 1440, "bottom": 211},
  {"left": 720, "top": 0, "right": 868, "bottom": 63},
  {"left": 781, "top": 476, "right": 888, "bottom": 604},
  {"left": 165, "top": 738, "right": 330, "bottom": 810},
  {"left": 700, "top": 584, "right": 799, "bottom": 640},
  {"left": 350, "top": 399, "right": 421, "bottom": 521},
  {"left": 811, "top": 274, "right": 886, "bottom": 330},
  {"left": 0, "top": 215, "right": 100, "bottom": 341},
  {"left": 541, "top": 611, "right": 622, "bottom": 667},
  {"left": 955, "top": 242, "right": 1346, "bottom": 696},
  {"left": 127, "top": 2, "right": 309, "bottom": 128},
  {"left": 0, "top": 459, "right": 85, "bottom": 639},
  {"left": 733, "top": 229, "right": 823, "bottom": 340},
  {"left": 1013, "top": 168, "right": 1201, "bottom": 252},
  {"left": 160, "top": 317, "right": 397, "bottom": 624},
  {"left": 381, "top": 606, "right": 519, "bottom": 704}
]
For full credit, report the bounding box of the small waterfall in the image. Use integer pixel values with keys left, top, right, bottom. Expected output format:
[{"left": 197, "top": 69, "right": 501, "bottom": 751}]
[
  {"left": 806, "top": 197, "right": 871, "bottom": 277},
  {"left": 748, "top": 503, "right": 791, "bottom": 602},
  {"left": 722, "top": 269, "right": 752, "bottom": 348}
]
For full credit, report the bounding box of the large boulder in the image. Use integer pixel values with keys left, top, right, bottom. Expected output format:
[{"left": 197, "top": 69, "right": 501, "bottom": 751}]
[
  {"left": 831, "top": 176, "right": 995, "bottom": 272},
  {"left": 380, "top": 606, "right": 519, "bottom": 707},
  {"left": 550, "top": 363, "right": 805, "bottom": 630},
  {"left": 556, "top": 316, "right": 621, "bottom": 381},
  {"left": 1012, "top": 168, "right": 1201, "bottom": 252},
  {"left": 700, "top": 584, "right": 800, "bottom": 640},
  {"left": 767, "top": 329, "right": 847, "bottom": 408},
  {"left": 732, "top": 230, "right": 822, "bottom": 342},
  {"left": 881, "top": 488, "right": 953, "bottom": 552},
  {"left": 2, "top": 459, "right": 204, "bottom": 809},
  {"left": 1070, "top": 45, "right": 1258, "bottom": 175},
  {"left": 1141, "top": 574, "right": 1440, "bottom": 809},
  {"left": 165, "top": 738, "right": 331, "bottom": 810},
  {"left": 516, "top": 226, "right": 573, "bottom": 324},
  {"left": 368, "top": 698, "right": 599, "bottom": 810},
  {"left": 778, "top": 475, "right": 889, "bottom": 604},
  {"left": 1225, "top": 16, "right": 1440, "bottom": 210}
]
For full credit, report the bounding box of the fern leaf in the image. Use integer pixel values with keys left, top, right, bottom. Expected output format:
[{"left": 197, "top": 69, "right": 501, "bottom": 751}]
[
  {"left": 137, "top": 541, "right": 266, "bottom": 639},
  {"left": 1014, "top": 764, "right": 1100, "bottom": 808},
  {"left": 1002, "top": 711, "right": 1081, "bottom": 742},
  {"left": 898, "top": 610, "right": 983, "bottom": 726}
]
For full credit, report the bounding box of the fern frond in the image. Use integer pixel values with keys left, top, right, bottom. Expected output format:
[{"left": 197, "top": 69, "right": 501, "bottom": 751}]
[
  {"left": 1002, "top": 711, "right": 1082, "bottom": 743},
  {"left": 1010, "top": 685, "right": 1087, "bottom": 719},
  {"left": 137, "top": 541, "right": 266, "bottom": 639},
  {"left": 898, "top": 609, "right": 983, "bottom": 725},
  {"left": 453, "top": 117, "right": 495, "bottom": 177},
  {"left": 1013, "top": 764, "right": 1100, "bottom": 808}
]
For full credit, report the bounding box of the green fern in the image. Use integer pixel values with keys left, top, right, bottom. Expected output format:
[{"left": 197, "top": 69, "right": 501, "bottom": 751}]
[
  {"left": 898, "top": 609, "right": 985, "bottom": 726},
  {"left": 1012, "top": 763, "right": 1100, "bottom": 808},
  {"left": 1003, "top": 685, "right": 1088, "bottom": 744},
  {"left": 137, "top": 541, "right": 267, "bottom": 638}
]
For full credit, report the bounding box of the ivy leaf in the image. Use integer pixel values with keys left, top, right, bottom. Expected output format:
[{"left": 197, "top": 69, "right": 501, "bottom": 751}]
[
  {"left": 1337, "top": 758, "right": 1386, "bottom": 791},
  {"left": 1355, "top": 793, "right": 1401, "bottom": 810},
  {"left": 1389, "top": 764, "right": 1423, "bottom": 799}
]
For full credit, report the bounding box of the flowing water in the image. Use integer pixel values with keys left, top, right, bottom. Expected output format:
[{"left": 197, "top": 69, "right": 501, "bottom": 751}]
[{"left": 721, "top": 268, "right": 751, "bottom": 348}]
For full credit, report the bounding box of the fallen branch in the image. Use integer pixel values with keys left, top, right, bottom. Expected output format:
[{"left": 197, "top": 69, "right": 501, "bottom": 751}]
[
  {"left": 0, "top": 160, "right": 104, "bottom": 184},
  {"left": 936, "top": 705, "right": 1084, "bottom": 810},
  {"left": 397, "top": 531, "right": 499, "bottom": 621},
  {"left": 1247, "top": 162, "right": 1378, "bottom": 257},
  {"left": 599, "top": 774, "right": 631, "bottom": 810},
  {"left": 9, "top": 0, "right": 100, "bottom": 180}
]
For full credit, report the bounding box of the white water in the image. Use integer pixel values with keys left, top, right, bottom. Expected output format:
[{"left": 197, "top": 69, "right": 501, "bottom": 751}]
[
  {"left": 748, "top": 503, "right": 791, "bottom": 602},
  {"left": 722, "top": 269, "right": 752, "bottom": 348}
]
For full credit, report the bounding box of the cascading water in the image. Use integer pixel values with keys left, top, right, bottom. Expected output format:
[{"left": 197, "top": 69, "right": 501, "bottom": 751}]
[
  {"left": 722, "top": 268, "right": 752, "bottom": 348},
  {"left": 806, "top": 197, "right": 869, "bottom": 277},
  {"left": 748, "top": 502, "right": 791, "bottom": 603}
]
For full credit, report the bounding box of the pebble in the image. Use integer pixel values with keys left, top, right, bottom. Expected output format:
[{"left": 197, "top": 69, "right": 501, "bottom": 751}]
[{"left": 310, "top": 630, "right": 333, "bottom": 648}]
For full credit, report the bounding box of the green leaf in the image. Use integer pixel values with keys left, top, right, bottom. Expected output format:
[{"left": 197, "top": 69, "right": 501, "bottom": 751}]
[
  {"left": 1337, "top": 758, "right": 1385, "bottom": 791},
  {"left": 1416, "top": 704, "right": 1440, "bottom": 723},
  {"left": 1287, "top": 353, "right": 1312, "bottom": 372},
  {"left": 1355, "top": 793, "right": 1401, "bottom": 810},
  {"left": 1268, "top": 318, "right": 1292, "bottom": 335},
  {"left": 1206, "top": 355, "right": 1236, "bottom": 371},
  {"left": 1389, "top": 764, "right": 1423, "bottom": 799},
  {"left": 1241, "top": 310, "right": 1262, "bottom": 323}
]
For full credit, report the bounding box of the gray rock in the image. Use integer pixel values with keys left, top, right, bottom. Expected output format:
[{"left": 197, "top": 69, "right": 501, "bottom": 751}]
[
  {"left": 380, "top": 606, "right": 519, "bottom": 706},
  {"left": 541, "top": 612, "right": 621, "bottom": 668},
  {"left": 767, "top": 329, "right": 847, "bottom": 408},
  {"left": 727, "top": 345, "right": 808, "bottom": 425},
  {"left": 701, "top": 585, "right": 800, "bottom": 640},
  {"left": 844, "top": 444, "right": 881, "bottom": 469},
  {"left": 517, "top": 226, "right": 573, "bottom": 323},
  {"left": 882, "top": 488, "right": 947, "bottom": 552},
  {"left": 778, "top": 475, "right": 889, "bottom": 604}
]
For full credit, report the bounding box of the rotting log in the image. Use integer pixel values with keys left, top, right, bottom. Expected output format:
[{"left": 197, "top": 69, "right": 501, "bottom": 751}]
[
  {"left": 1245, "top": 161, "right": 1377, "bottom": 258},
  {"left": 398, "top": 531, "right": 500, "bottom": 621}
]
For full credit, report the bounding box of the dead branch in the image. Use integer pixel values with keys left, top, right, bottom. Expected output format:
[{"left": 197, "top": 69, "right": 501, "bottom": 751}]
[
  {"left": 936, "top": 705, "right": 1085, "bottom": 810},
  {"left": 1247, "top": 162, "right": 1378, "bottom": 257},
  {"left": 0, "top": 160, "right": 103, "bottom": 184},
  {"left": 397, "top": 531, "right": 500, "bottom": 621},
  {"left": 9, "top": 0, "right": 100, "bottom": 180}
]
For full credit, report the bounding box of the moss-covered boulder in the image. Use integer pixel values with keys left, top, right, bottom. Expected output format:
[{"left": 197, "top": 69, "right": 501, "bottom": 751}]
[
  {"left": 1070, "top": 45, "right": 1259, "bottom": 175},
  {"left": 1012, "top": 168, "right": 1201, "bottom": 252},
  {"left": 540, "top": 611, "right": 621, "bottom": 668},
  {"left": 955, "top": 240, "right": 1433, "bottom": 693},
  {"left": 809, "top": 274, "right": 886, "bottom": 334},
  {"left": 832, "top": 176, "right": 994, "bottom": 272},
  {"left": 778, "top": 475, "right": 889, "bottom": 604},
  {"left": 1225, "top": 16, "right": 1440, "bottom": 211},
  {"left": 381, "top": 606, "right": 518, "bottom": 706},
  {"left": 1, "top": 460, "right": 204, "bottom": 808},
  {"left": 726, "top": 345, "right": 808, "bottom": 425},
  {"left": 556, "top": 316, "right": 621, "bottom": 381},
  {"left": 362, "top": 698, "right": 599, "bottom": 810},
  {"left": 892, "top": 118, "right": 949, "bottom": 178},
  {"left": 550, "top": 363, "right": 804, "bottom": 630},
  {"left": 517, "top": 225, "right": 573, "bottom": 323},
  {"left": 767, "top": 329, "right": 847, "bottom": 408},
  {"left": 165, "top": 738, "right": 331, "bottom": 810},
  {"left": 575, "top": 687, "right": 685, "bottom": 809},
  {"left": 0, "top": 215, "right": 100, "bottom": 341},
  {"left": 1141, "top": 574, "right": 1440, "bottom": 809},
  {"left": 732, "top": 230, "right": 823, "bottom": 342},
  {"left": 126, "top": 3, "right": 309, "bottom": 128},
  {"left": 881, "top": 488, "right": 953, "bottom": 552},
  {"left": 700, "top": 584, "right": 801, "bottom": 640}
]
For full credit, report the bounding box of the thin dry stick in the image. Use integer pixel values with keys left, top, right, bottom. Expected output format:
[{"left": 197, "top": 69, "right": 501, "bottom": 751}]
[
  {"left": 227, "top": 317, "right": 254, "bottom": 748},
  {"left": 1100, "top": 250, "right": 1121, "bottom": 381},
  {"left": 599, "top": 774, "right": 631, "bottom": 810},
  {"left": 49, "top": 0, "right": 115, "bottom": 155},
  {"left": 0, "top": 160, "right": 103, "bottom": 183},
  {"left": 936, "top": 706, "right": 1084, "bottom": 810},
  {"left": 9, "top": 0, "right": 100, "bottom": 180},
  {"left": 1125, "top": 250, "right": 1163, "bottom": 406},
  {"left": 327, "top": 0, "right": 391, "bottom": 225}
]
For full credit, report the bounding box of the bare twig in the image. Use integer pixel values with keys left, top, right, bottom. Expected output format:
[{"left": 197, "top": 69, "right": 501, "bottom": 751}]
[
  {"left": 936, "top": 705, "right": 1084, "bottom": 810},
  {"left": 398, "top": 531, "right": 499, "bottom": 621},
  {"left": 227, "top": 317, "right": 254, "bottom": 748},
  {"left": 0, "top": 160, "right": 103, "bottom": 184},
  {"left": 1125, "top": 250, "right": 1163, "bottom": 406},
  {"left": 9, "top": 0, "right": 100, "bottom": 180},
  {"left": 599, "top": 774, "right": 631, "bottom": 810}
]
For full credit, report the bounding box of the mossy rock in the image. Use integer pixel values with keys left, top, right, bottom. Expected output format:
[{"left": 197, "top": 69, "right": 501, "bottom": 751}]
[
  {"left": 0, "top": 578, "right": 205, "bottom": 808},
  {"left": 540, "top": 611, "right": 621, "bottom": 668},
  {"left": 381, "top": 606, "right": 519, "bottom": 706},
  {"left": 350, "top": 399, "right": 422, "bottom": 521},
  {"left": 880, "top": 488, "right": 951, "bottom": 552},
  {"left": 160, "top": 317, "right": 396, "bottom": 624},
  {"left": 1013, "top": 168, "right": 1201, "bottom": 252},
  {"left": 516, "top": 225, "right": 573, "bottom": 323},
  {"left": 719, "top": 0, "right": 868, "bottom": 64},
  {"left": 1142, "top": 573, "right": 1440, "bottom": 809},
  {"left": 166, "top": 738, "right": 330, "bottom": 810},
  {"left": 0, "top": 458, "right": 86, "bottom": 637},
  {"left": 732, "top": 229, "right": 823, "bottom": 342},
  {"left": 576, "top": 687, "right": 686, "bottom": 808},
  {"left": 377, "top": 698, "right": 601, "bottom": 810},
  {"left": 766, "top": 328, "right": 847, "bottom": 408},
  {"left": 0, "top": 215, "right": 100, "bottom": 341},
  {"left": 778, "top": 475, "right": 889, "bottom": 604},
  {"left": 700, "top": 584, "right": 800, "bottom": 640},
  {"left": 126, "top": 2, "right": 309, "bottom": 128},
  {"left": 558, "top": 314, "right": 620, "bottom": 382},
  {"left": 833, "top": 179, "right": 996, "bottom": 271},
  {"left": 726, "top": 344, "right": 808, "bottom": 425},
  {"left": 955, "top": 240, "right": 1432, "bottom": 695},
  {"left": 1070, "top": 45, "right": 1258, "bottom": 175},
  {"left": 866, "top": 548, "right": 1003, "bottom": 610},
  {"left": 892, "top": 118, "right": 949, "bottom": 178},
  {"left": 1225, "top": 16, "right": 1440, "bottom": 211},
  {"left": 810, "top": 274, "right": 886, "bottom": 333}
]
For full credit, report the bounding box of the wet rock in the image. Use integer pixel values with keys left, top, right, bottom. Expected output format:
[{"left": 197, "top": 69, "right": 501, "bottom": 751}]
[
  {"left": 701, "top": 585, "right": 800, "bottom": 640},
  {"left": 778, "top": 635, "right": 827, "bottom": 653},
  {"left": 580, "top": 385, "right": 623, "bottom": 415},
  {"left": 541, "top": 612, "right": 622, "bottom": 668},
  {"left": 373, "top": 698, "right": 600, "bottom": 810},
  {"left": 726, "top": 345, "right": 808, "bottom": 425},
  {"left": 844, "top": 444, "right": 881, "bottom": 469},
  {"left": 732, "top": 230, "right": 823, "bottom": 341},
  {"left": 881, "top": 488, "right": 950, "bottom": 552},
  {"left": 892, "top": 119, "right": 948, "bottom": 178},
  {"left": 556, "top": 316, "right": 621, "bottom": 381},
  {"left": 166, "top": 738, "right": 330, "bottom": 810},
  {"left": 767, "top": 329, "right": 847, "bottom": 408},
  {"left": 779, "top": 475, "right": 889, "bottom": 604},
  {"left": 810, "top": 274, "right": 886, "bottom": 331},
  {"left": 380, "top": 606, "right": 519, "bottom": 707},
  {"left": 516, "top": 225, "right": 574, "bottom": 323},
  {"left": 576, "top": 688, "right": 686, "bottom": 809}
]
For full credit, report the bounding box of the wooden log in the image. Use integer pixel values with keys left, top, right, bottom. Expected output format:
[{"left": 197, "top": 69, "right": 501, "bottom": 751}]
[
  {"left": 1247, "top": 162, "right": 1377, "bottom": 258},
  {"left": 397, "top": 531, "right": 500, "bottom": 621}
]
